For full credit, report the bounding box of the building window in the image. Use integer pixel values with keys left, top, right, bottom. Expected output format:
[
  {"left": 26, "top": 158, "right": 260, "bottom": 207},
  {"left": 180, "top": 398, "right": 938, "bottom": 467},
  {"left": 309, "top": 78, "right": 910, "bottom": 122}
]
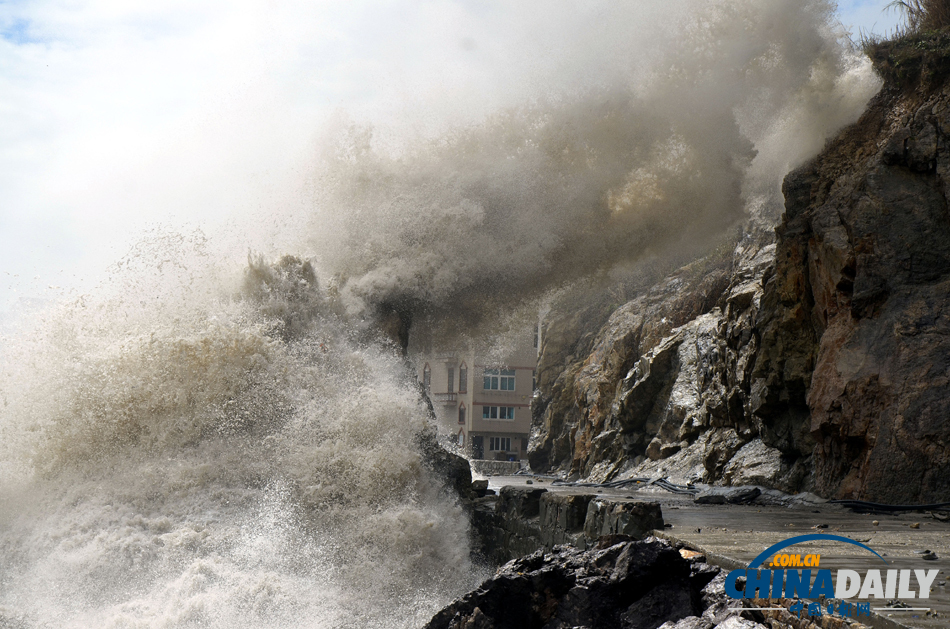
[
  {"left": 482, "top": 406, "right": 514, "bottom": 420},
  {"left": 483, "top": 368, "right": 515, "bottom": 390},
  {"left": 447, "top": 367, "right": 454, "bottom": 393},
  {"left": 423, "top": 364, "right": 431, "bottom": 391},
  {"left": 458, "top": 403, "right": 466, "bottom": 425},
  {"left": 459, "top": 363, "right": 467, "bottom": 393},
  {"left": 489, "top": 437, "right": 511, "bottom": 451},
  {"left": 532, "top": 369, "right": 537, "bottom": 391},
  {"left": 534, "top": 326, "right": 539, "bottom": 349},
  {"left": 458, "top": 430, "right": 465, "bottom": 447}
]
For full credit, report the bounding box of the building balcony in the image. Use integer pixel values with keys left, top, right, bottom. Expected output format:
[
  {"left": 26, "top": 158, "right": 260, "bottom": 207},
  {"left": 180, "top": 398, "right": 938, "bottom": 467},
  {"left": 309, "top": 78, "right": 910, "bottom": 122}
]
[
  {"left": 432, "top": 392, "right": 458, "bottom": 405},
  {"left": 479, "top": 389, "right": 525, "bottom": 397}
]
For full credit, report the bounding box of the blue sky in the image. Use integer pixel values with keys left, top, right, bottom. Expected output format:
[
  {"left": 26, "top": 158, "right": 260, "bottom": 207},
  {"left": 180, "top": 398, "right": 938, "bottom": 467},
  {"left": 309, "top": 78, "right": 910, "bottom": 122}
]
[
  {"left": 0, "top": 1, "right": 907, "bottom": 322},
  {"left": 839, "top": 0, "right": 904, "bottom": 35}
]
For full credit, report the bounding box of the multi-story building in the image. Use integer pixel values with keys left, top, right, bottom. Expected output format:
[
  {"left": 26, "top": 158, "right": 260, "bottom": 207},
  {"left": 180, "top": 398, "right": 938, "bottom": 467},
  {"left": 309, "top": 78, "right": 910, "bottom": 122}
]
[{"left": 414, "top": 328, "right": 538, "bottom": 461}]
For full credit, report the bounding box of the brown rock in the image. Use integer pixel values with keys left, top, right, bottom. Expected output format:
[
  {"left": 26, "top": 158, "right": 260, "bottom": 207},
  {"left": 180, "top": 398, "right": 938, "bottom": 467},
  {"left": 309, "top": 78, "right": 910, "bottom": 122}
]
[{"left": 754, "top": 72, "right": 950, "bottom": 502}]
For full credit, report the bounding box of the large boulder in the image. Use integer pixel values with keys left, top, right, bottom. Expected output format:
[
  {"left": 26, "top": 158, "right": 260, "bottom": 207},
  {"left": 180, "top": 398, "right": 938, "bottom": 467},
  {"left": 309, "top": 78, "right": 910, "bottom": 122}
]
[{"left": 423, "top": 538, "right": 721, "bottom": 629}]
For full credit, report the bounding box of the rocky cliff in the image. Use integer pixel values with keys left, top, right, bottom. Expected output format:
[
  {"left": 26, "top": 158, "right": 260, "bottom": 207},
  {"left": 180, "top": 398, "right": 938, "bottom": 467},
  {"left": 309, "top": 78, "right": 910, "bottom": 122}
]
[{"left": 529, "top": 34, "right": 950, "bottom": 503}]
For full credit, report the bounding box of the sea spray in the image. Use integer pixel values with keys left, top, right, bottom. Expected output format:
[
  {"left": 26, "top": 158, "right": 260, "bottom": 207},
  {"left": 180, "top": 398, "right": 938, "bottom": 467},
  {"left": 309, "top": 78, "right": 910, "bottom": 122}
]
[
  {"left": 0, "top": 1, "right": 884, "bottom": 627},
  {"left": 302, "top": 0, "right": 879, "bottom": 340},
  {"left": 0, "top": 244, "right": 480, "bottom": 628}
]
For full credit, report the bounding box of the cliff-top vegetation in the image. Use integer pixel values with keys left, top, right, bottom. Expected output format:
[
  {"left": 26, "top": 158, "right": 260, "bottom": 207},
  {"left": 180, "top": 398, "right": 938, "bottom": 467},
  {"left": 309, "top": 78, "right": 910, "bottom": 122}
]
[{"left": 863, "top": 0, "right": 950, "bottom": 86}]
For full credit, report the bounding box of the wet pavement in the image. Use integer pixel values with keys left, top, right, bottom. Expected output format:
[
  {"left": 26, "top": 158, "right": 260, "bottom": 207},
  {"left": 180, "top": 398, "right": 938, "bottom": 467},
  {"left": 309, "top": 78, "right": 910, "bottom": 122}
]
[{"left": 488, "top": 475, "right": 950, "bottom": 629}]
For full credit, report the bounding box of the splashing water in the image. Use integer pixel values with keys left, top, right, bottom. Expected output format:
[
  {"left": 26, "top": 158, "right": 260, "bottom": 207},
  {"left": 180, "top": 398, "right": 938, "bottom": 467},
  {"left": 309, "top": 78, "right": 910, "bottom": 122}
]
[
  {"left": 0, "top": 235, "right": 479, "bottom": 628},
  {"left": 304, "top": 0, "right": 879, "bottom": 334},
  {"left": 0, "top": 1, "right": 880, "bottom": 627}
]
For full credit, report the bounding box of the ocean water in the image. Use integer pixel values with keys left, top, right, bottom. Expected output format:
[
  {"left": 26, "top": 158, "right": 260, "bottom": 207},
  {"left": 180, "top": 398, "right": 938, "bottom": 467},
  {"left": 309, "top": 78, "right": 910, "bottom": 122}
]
[{"left": 0, "top": 1, "right": 880, "bottom": 627}]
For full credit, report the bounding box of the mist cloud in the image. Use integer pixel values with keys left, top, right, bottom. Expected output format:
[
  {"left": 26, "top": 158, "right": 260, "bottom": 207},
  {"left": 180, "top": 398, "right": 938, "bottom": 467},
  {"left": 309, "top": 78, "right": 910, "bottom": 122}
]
[
  {"left": 1, "top": 1, "right": 886, "bottom": 324},
  {"left": 301, "top": 0, "right": 880, "bottom": 331}
]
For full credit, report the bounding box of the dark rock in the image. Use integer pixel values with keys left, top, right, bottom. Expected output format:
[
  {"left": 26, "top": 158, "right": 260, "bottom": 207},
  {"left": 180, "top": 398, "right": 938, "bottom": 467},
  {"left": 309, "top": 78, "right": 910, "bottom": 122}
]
[
  {"left": 694, "top": 486, "right": 761, "bottom": 505},
  {"left": 657, "top": 618, "right": 714, "bottom": 629},
  {"left": 492, "top": 487, "right": 547, "bottom": 561},
  {"left": 539, "top": 493, "right": 594, "bottom": 548},
  {"left": 424, "top": 538, "right": 702, "bottom": 629},
  {"left": 688, "top": 562, "right": 721, "bottom": 596},
  {"left": 693, "top": 492, "right": 725, "bottom": 505},
  {"left": 620, "top": 578, "right": 698, "bottom": 629},
  {"left": 699, "top": 572, "right": 731, "bottom": 614},
  {"left": 584, "top": 499, "right": 664, "bottom": 540},
  {"left": 499, "top": 486, "right": 547, "bottom": 519},
  {"left": 468, "top": 494, "right": 504, "bottom": 563},
  {"left": 426, "top": 538, "right": 779, "bottom": 629},
  {"left": 472, "top": 487, "right": 664, "bottom": 563},
  {"left": 418, "top": 426, "right": 473, "bottom": 500},
  {"left": 595, "top": 533, "right": 636, "bottom": 549},
  {"left": 752, "top": 73, "right": 950, "bottom": 502},
  {"left": 748, "top": 489, "right": 795, "bottom": 507}
]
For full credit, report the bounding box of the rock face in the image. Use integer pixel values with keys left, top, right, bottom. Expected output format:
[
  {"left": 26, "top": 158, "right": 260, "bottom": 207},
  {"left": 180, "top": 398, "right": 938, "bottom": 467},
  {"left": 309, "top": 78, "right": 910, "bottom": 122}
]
[
  {"left": 530, "top": 41, "right": 950, "bottom": 502},
  {"left": 424, "top": 538, "right": 769, "bottom": 629},
  {"left": 530, "top": 231, "right": 786, "bottom": 490},
  {"left": 752, "top": 52, "right": 950, "bottom": 502}
]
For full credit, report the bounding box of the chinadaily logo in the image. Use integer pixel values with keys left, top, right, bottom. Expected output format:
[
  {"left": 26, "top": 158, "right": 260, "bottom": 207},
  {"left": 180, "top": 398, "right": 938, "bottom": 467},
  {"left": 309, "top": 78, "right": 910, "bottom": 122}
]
[{"left": 725, "top": 534, "right": 939, "bottom": 620}]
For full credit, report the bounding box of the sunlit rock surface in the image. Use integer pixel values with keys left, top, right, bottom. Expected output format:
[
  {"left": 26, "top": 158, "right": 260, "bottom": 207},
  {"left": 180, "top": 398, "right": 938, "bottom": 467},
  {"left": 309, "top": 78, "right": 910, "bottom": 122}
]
[{"left": 529, "top": 228, "right": 779, "bottom": 489}]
